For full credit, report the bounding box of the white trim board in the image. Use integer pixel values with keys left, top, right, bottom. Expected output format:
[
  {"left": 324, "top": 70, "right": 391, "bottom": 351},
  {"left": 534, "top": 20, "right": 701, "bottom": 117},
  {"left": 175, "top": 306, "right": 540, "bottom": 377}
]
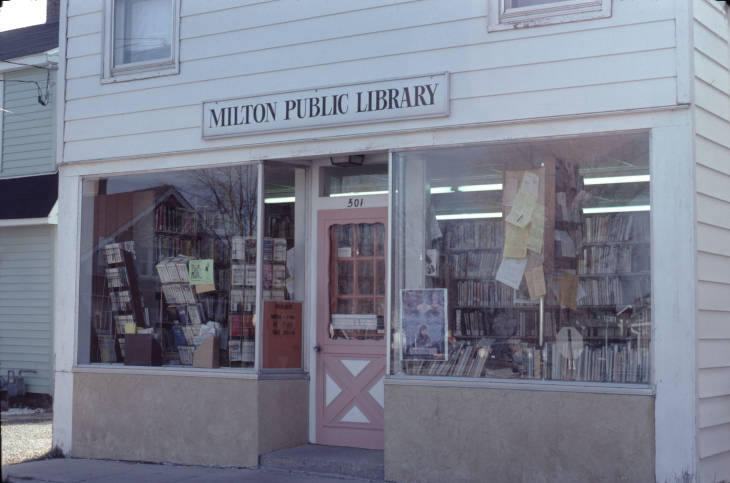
[
  {"left": 0, "top": 216, "right": 54, "bottom": 227},
  {"left": 0, "top": 50, "right": 58, "bottom": 74}
]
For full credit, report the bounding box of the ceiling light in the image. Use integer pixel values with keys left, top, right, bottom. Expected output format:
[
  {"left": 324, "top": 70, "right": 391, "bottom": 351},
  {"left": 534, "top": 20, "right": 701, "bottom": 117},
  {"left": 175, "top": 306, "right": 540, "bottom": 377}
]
[
  {"left": 264, "top": 196, "right": 295, "bottom": 204},
  {"left": 583, "top": 175, "right": 650, "bottom": 185},
  {"left": 329, "top": 190, "right": 388, "bottom": 198},
  {"left": 430, "top": 186, "right": 454, "bottom": 194},
  {"left": 329, "top": 155, "right": 364, "bottom": 167},
  {"left": 457, "top": 183, "right": 503, "bottom": 192},
  {"left": 582, "top": 205, "right": 650, "bottom": 214},
  {"left": 435, "top": 212, "right": 503, "bottom": 220}
]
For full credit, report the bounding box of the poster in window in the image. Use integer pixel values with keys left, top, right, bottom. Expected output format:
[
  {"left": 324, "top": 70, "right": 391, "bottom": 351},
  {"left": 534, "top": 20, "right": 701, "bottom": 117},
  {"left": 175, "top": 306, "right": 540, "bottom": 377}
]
[{"left": 401, "top": 288, "right": 448, "bottom": 361}]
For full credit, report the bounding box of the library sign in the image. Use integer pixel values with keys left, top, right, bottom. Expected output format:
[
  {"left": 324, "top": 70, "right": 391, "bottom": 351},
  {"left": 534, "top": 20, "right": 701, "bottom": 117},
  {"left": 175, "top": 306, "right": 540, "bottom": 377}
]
[{"left": 202, "top": 73, "right": 449, "bottom": 138}]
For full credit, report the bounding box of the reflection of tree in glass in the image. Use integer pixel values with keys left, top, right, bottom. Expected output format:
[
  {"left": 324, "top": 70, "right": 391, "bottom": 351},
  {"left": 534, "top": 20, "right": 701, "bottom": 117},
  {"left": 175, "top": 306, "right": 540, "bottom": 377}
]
[{"left": 185, "top": 165, "right": 258, "bottom": 241}]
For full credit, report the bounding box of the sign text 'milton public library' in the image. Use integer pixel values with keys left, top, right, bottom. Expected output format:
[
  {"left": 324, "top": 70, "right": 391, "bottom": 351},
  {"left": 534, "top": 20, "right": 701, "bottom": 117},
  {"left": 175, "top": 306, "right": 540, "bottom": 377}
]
[{"left": 202, "top": 73, "right": 449, "bottom": 138}]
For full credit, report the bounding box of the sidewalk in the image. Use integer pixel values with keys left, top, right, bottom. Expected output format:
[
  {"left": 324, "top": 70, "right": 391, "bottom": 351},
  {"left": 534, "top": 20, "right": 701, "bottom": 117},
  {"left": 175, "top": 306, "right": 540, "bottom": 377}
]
[{"left": 3, "top": 458, "right": 382, "bottom": 482}]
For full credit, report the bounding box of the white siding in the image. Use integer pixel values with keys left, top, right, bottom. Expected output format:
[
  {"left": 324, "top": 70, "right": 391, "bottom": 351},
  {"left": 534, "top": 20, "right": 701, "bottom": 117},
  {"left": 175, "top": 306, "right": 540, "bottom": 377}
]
[
  {"left": 0, "top": 225, "right": 54, "bottom": 395},
  {"left": 1, "top": 68, "right": 57, "bottom": 177},
  {"left": 693, "top": 1, "right": 730, "bottom": 480},
  {"left": 61, "top": 0, "right": 679, "bottom": 163}
]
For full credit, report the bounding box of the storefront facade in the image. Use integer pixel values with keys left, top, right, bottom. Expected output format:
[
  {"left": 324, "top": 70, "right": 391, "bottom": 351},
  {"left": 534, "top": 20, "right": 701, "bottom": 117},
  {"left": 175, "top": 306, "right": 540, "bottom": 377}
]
[{"left": 53, "top": 1, "right": 729, "bottom": 481}]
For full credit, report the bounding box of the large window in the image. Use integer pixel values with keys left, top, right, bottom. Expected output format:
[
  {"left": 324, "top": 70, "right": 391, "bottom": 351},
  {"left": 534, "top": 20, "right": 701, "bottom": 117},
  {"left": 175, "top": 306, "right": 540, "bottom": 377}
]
[
  {"left": 488, "top": 0, "right": 612, "bottom": 31},
  {"left": 391, "top": 132, "right": 651, "bottom": 384},
  {"left": 78, "top": 163, "right": 302, "bottom": 370},
  {"left": 103, "top": 0, "right": 179, "bottom": 81}
]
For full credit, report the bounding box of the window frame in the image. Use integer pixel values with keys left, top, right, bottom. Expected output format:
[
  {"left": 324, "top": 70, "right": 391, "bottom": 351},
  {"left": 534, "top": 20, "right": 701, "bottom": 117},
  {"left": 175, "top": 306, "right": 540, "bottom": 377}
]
[
  {"left": 102, "top": 0, "right": 180, "bottom": 83},
  {"left": 488, "top": 0, "right": 611, "bottom": 31},
  {"left": 0, "top": 72, "right": 4, "bottom": 172},
  {"left": 387, "top": 131, "right": 653, "bottom": 389}
]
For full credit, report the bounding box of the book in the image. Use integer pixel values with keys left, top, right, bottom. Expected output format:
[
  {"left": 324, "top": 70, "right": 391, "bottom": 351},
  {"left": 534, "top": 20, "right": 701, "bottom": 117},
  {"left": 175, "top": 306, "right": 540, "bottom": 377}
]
[
  {"left": 188, "top": 304, "right": 204, "bottom": 325},
  {"left": 263, "top": 264, "right": 273, "bottom": 289},
  {"left": 231, "top": 236, "right": 244, "bottom": 260},
  {"left": 470, "top": 347, "right": 489, "bottom": 377},
  {"left": 244, "top": 288, "right": 256, "bottom": 312},
  {"left": 244, "top": 237, "right": 257, "bottom": 263},
  {"left": 229, "top": 315, "right": 243, "bottom": 337},
  {"left": 245, "top": 265, "right": 257, "bottom": 286},
  {"left": 273, "top": 238, "right": 287, "bottom": 262},
  {"left": 272, "top": 264, "right": 285, "bottom": 288},
  {"left": 229, "top": 340, "right": 242, "bottom": 362},
  {"left": 176, "top": 306, "right": 189, "bottom": 325},
  {"left": 98, "top": 335, "right": 117, "bottom": 362},
  {"left": 231, "top": 264, "right": 245, "bottom": 286},
  {"left": 172, "top": 325, "right": 188, "bottom": 346},
  {"left": 263, "top": 237, "right": 273, "bottom": 262},
  {"left": 230, "top": 289, "right": 243, "bottom": 313}
]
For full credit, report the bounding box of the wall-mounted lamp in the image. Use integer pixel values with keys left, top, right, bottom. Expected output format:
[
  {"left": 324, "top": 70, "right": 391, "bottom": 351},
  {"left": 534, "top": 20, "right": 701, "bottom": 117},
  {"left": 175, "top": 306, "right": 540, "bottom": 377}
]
[{"left": 329, "top": 155, "right": 364, "bottom": 167}]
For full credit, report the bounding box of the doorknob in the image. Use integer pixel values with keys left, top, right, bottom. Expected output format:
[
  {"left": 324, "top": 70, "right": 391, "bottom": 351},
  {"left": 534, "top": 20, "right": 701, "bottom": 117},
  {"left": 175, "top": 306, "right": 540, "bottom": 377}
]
[{"left": 313, "top": 344, "right": 321, "bottom": 352}]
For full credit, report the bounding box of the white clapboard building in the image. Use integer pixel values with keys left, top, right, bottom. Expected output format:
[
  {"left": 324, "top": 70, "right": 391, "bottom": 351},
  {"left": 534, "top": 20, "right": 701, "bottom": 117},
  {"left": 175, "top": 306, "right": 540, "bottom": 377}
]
[{"left": 54, "top": 1, "right": 729, "bottom": 482}]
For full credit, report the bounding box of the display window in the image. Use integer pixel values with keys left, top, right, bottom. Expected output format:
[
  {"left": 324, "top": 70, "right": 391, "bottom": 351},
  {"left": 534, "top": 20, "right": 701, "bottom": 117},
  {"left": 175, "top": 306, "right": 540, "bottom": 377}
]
[
  {"left": 390, "top": 132, "right": 651, "bottom": 384},
  {"left": 78, "top": 163, "right": 301, "bottom": 369}
]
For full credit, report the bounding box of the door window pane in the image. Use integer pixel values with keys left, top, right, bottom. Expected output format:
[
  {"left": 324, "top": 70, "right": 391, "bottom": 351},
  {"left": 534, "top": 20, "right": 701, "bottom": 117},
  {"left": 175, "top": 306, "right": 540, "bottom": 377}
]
[
  {"left": 329, "top": 222, "right": 386, "bottom": 341},
  {"left": 357, "top": 224, "right": 374, "bottom": 257},
  {"left": 357, "top": 261, "right": 374, "bottom": 295},
  {"left": 337, "top": 261, "right": 354, "bottom": 295}
]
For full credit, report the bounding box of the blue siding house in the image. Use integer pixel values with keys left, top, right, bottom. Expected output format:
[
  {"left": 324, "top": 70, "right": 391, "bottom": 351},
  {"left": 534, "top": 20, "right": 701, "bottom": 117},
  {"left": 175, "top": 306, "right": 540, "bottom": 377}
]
[{"left": 0, "top": 0, "right": 59, "bottom": 395}]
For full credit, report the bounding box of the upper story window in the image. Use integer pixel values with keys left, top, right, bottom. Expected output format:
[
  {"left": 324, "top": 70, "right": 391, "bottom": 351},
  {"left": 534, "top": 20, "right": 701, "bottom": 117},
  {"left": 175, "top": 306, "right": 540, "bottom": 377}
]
[
  {"left": 488, "top": 0, "right": 612, "bottom": 31},
  {"left": 103, "top": 0, "right": 179, "bottom": 82}
]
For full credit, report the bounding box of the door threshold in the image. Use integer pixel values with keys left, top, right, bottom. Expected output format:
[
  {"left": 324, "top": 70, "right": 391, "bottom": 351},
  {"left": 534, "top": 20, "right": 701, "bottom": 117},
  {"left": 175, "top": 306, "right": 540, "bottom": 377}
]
[{"left": 259, "top": 443, "right": 384, "bottom": 481}]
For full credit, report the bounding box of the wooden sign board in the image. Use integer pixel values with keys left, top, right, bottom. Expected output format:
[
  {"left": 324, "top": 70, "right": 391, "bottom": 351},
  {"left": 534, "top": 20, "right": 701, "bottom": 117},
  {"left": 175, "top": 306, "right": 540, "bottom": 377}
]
[{"left": 263, "top": 301, "right": 302, "bottom": 369}]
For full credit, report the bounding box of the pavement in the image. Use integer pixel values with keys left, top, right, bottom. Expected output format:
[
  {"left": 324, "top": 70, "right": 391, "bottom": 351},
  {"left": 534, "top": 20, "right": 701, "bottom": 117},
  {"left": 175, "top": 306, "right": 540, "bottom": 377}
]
[
  {"left": 1, "top": 409, "right": 52, "bottom": 425},
  {"left": 2, "top": 458, "right": 384, "bottom": 482}
]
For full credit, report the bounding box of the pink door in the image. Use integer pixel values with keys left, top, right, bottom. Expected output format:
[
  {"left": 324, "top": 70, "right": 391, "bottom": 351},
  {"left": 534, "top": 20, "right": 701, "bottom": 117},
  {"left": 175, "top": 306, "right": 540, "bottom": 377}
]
[{"left": 316, "top": 208, "right": 387, "bottom": 449}]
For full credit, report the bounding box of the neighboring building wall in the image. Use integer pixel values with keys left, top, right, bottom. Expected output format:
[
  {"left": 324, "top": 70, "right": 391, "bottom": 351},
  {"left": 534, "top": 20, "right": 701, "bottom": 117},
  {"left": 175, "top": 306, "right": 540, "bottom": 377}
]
[
  {"left": 1, "top": 67, "right": 56, "bottom": 178},
  {"left": 62, "top": 0, "right": 679, "bottom": 163},
  {"left": 693, "top": 1, "right": 730, "bottom": 481},
  {"left": 0, "top": 225, "right": 55, "bottom": 394}
]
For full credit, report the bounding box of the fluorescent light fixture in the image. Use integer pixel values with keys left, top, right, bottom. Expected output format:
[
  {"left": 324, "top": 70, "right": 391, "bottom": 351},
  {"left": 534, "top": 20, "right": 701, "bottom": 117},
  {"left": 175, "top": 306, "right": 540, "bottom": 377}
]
[
  {"left": 329, "top": 190, "right": 388, "bottom": 198},
  {"left": 582, "top": 205, "right": 650, "bottom": 214},
  {"left": 583, "top": 175, "right": 650, "bottom": 185},
  {"left": 436, "top": 212, "right": 503, "bottom": 220},
  {"left": 430, "top": 186, "right": 454, "bottom": 194},
  {"left": 457, "top": 183, "right": 503, "bottom": 192},
  {"left": 264, "top": 196, "right": 295, "bottom": 204}
]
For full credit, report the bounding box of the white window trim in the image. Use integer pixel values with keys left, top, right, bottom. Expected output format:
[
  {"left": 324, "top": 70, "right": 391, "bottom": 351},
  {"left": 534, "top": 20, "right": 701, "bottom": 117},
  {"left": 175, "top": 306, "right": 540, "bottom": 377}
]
[
  {"left": 101, "top": 0, "right": 180, "bottom": 83},
  {"left": 0, "top": 72, "right": 4, "bottom": 173},
  {"left": 488, "top": 0, "right": 611, "bottom": 31}
]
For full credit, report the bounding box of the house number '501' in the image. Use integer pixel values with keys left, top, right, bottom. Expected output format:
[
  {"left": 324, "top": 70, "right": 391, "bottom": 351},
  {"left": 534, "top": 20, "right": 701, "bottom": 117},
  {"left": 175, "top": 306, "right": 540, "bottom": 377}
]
[{"left": 347, "top": 198, "right": 364, "bottom": 208}]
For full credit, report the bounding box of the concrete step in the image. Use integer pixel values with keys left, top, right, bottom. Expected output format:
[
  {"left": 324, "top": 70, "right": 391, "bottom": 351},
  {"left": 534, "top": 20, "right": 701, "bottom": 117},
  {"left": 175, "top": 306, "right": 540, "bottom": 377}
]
[{"left": 259, "top": 444, "right": 385, "bottom": 481}]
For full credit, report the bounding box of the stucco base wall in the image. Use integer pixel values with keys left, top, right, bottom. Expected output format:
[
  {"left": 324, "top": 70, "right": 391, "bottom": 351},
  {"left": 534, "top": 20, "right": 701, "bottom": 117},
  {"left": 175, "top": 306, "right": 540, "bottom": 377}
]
[
  {"left": 258, "top": 379, "right": 309, "bottom": 454},
  {"left": 385, "top": 383, "right": 654, "bottom": 483},
  {"left": 72, "top": 372, "right": 308, "bottom": 467}
]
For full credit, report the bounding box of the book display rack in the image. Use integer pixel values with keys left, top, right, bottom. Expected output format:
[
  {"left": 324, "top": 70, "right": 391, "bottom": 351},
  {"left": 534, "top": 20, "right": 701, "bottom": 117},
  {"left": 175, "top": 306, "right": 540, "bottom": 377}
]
[
  {"left": 156, "top": 256, "right": 207, "bottom": 365},
  {"left": 229, "top": 236, "right": 256, "bottom": 365},
  {"left": 98, "top": 242, "right": 147, "bottom": 362}
]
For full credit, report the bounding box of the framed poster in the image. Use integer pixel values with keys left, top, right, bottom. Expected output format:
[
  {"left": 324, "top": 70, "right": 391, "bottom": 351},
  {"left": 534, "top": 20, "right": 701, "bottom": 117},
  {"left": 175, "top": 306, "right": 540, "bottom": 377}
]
[{"left": 401, "top": 288, "right": 448, "bottom": 361}]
